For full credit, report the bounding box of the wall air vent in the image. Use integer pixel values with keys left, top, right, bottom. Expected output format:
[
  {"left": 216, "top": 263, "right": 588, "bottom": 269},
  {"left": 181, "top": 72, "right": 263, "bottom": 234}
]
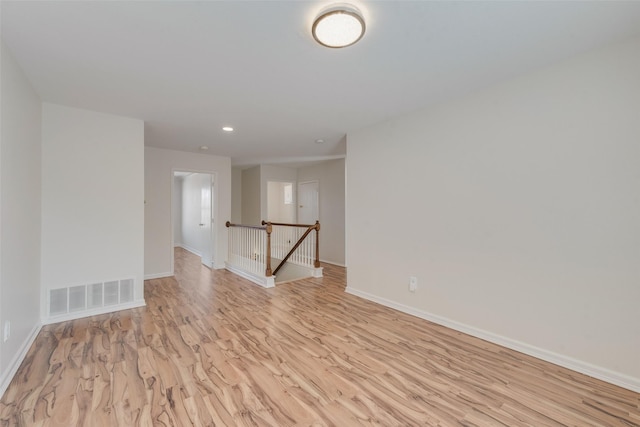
[
  {"left": 48, "top": 277, "right": 136, "bottom": 318},
  {"left": 49, "top": 288, "right": 68, "bottom": 315},
  {"left": 120, "top": 279, "right": 133, "bottom": 303},
  {"left": 68, "top": 285, "right": 86, "bottom": 312},
  {"left": 104, "top": 281, "right": 119, "bottom": 306},
  {"left": 88, "top": 283, "right": 103, "bottom": 308}
]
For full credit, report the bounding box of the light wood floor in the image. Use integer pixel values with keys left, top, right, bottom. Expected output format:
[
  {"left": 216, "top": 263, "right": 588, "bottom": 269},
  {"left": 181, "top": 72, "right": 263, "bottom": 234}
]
[{"left": 1, "top": 248, "right": 639, "bottom": 426}]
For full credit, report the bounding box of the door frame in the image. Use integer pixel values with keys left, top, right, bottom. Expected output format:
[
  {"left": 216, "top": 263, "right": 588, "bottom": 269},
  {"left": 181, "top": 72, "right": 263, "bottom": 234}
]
[{"left": 170, "top": 169, "right": 218, "bottom": 275}]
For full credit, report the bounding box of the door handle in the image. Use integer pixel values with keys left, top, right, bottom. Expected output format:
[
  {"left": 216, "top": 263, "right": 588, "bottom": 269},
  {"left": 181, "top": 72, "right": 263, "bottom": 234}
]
[{"left": 199, "top": 223, "right": 205, "bottom": 227}]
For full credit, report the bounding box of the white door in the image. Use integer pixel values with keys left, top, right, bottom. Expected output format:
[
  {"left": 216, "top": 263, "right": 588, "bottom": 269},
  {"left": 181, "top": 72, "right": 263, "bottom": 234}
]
[
  {"left": 199, "top": 174, "right": 214, "bottom": 268},
  {"left": 298, "top": 181, "right": 319, "bottom": 224}
]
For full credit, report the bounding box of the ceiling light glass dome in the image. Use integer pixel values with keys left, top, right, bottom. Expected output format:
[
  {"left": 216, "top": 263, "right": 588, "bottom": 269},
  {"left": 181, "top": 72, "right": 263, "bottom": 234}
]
[{"left": 312, "top": 5, "right": 365, "bottom": 48}]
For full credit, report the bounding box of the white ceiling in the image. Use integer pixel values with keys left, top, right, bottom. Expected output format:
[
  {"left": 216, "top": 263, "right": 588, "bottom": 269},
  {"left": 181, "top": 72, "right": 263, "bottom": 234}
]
[{"left": 3, "top": 1, "right": 640, "bottom": 166}]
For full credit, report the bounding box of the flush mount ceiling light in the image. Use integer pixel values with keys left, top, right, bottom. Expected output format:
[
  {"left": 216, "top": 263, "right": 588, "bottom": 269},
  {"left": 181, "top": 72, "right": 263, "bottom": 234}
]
[
  {"left": 312, "top": 4, "right": 365, "bottom": 48},
  {"left": 222, "top": 126, "right": 234, "bottom": 132}
]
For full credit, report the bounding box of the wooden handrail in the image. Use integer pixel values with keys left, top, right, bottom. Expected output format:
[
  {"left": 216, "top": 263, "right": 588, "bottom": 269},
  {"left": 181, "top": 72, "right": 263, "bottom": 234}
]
[
  {"left": 225, "top": 221, "right": 266, "bottom": 230},
  {"left": 261, "top": 220, "right": 316, "bottom": 228}
]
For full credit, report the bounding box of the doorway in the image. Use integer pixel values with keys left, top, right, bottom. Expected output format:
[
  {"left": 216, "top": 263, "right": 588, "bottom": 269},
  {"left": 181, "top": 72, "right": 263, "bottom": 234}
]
[
  {"left": 172, "top": 171, "right": 215, "bottom": 269},
  {"left": 298, "top": 181, "right": 319, "bottom": 224},
  {"left": 267, "top": 181, "right": 296, "bottom": 223}
]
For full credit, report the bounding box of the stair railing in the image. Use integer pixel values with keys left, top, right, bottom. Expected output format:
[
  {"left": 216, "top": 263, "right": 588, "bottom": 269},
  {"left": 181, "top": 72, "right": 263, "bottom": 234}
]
[
  {"left": 225, "top": 221, "right": 272, "bottom": 277},
  {"left": 225, "top": 220, "right": 320, "bottom": 280},
  {"left": 261, "top": 220, "right": 320, "bottom": 276}
]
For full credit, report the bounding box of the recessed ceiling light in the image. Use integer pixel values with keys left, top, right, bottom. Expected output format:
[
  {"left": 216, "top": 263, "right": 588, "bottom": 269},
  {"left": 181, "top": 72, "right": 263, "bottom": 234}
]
[
  {"left": 222, "top": 126, "right": 234, "bottom": 132},
  {"left": 312, "top": 5, "right": 365, "bottom": 48},
  {"left": 199, "top": 145, "right": 209, "bottom": 150}
]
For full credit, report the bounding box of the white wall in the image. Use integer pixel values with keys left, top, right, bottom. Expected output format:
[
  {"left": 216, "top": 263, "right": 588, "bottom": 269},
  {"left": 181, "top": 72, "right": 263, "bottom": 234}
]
[
  {"left": 298, "top": 159, "right": 346, "bottom": 265},
  {"left": 347, "top": 36, "right": 640, "bottom": 391},
  {"left": 260, "top": 165, "right": 297, "bottom": 222},
  {"left": 0, "top": 41, "right": 42, "bottom": 395},
  {"left": 41, "top": 103, "right": 145, "bottom": 316},
  {"left": 267, "top": 181, "right": 295, "bottom": 223},
  {"left": 144, "top": 147, "right": 231, "bottom": 277},
  {"left": 231, "top": 167, "right": 242, "bottom": 223},
  {"left": 240, "top": 165, "right": 299, "bottom": 225},
  {"left": 241, "top": 166, "right": 261, "bottom": 225},
  {"left": 267, "top": 181, "right": 281, "bottom": 221}
]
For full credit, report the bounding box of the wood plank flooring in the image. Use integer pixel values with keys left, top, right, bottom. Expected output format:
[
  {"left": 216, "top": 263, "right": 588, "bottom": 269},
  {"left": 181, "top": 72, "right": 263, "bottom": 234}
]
[{"left": 1, "top": 247, "right": 639, "bottom": 426}]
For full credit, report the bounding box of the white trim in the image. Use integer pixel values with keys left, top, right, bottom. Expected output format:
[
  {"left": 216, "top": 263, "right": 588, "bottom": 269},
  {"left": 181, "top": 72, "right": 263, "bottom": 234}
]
[
  {"left": 43, "top": 299, "right": 146, "bottom": 325},
  {"left": 320, "top": 259, "right": 346, "bottom": 267},
  {"left": 232, "top": 154, "right": 345, "bottom": 168},
  {"left": 177, "top": 244, "right": 202, "bottom": 258},
  {"left": 225, "top": 263, "right": 275, "bottom": 288},
  {"left": 144, "top": 272, "right": 173, "bottom": 280},
  {"left": 0, "top": 322, "right": 41, "bottom": 398},
  {"left": 345, "top": 287, "right": 640, "bottom": 394}
]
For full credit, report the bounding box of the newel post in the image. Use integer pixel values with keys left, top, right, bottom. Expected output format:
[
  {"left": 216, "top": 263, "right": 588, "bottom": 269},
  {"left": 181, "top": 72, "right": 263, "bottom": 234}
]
[
  {"left": 314, "top": 220, "right": 321, "bottom": 268},
  {"left": 265, "top": 222, "right": 273, "bottom": 277}
]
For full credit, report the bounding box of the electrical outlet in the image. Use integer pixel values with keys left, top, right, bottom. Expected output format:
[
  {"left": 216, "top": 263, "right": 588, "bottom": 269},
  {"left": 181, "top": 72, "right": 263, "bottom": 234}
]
[
  {"left": 409, "top": 276, "right": 418, "bottom": 292},
  {"left": 3, "top": 321, "right": 10, "bottom": 342}
]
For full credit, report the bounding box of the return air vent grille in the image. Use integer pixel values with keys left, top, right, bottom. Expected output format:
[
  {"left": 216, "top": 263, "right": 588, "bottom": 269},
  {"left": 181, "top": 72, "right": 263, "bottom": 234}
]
[
  {"left": 50, "top": 288, "right": 68, "bottom": 315},
  {"left": 120, "top": 279, "right": 134, "bottom": 303},
  {"left": 69, "top": 286, "right": 86, "bottom": 312},
  {"left": 88, "top": 283, "right": 103, "bottom": 308},
  {"left": 49, "top": 278, "right": 135, "bottom": 317},
  {"left": 104, "top": 281, "right": 119, "bottom": 306}
]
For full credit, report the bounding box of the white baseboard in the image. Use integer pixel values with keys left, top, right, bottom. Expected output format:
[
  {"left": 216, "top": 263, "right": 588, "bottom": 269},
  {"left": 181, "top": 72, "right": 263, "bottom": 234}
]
[
  {"left": 177, "top": 244, "right": 201, "bottom": 258},
  {"left": 225, "top": 263, "right": 275, "bottom": 288},
  {"left": 320, "top": 259, "right": 346, "bottom": 267},
  {"left": 0, "top": 322, "right": 41, "bottom": 399},
  {"left": 345, "top": 287, "right": 640, "bottom": 394},
  {"left": 144, "top": 272, "right": 173, "bottom": 280},
  {"left": 43, "top": 299, "right": 146, "bottom": 325}
]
